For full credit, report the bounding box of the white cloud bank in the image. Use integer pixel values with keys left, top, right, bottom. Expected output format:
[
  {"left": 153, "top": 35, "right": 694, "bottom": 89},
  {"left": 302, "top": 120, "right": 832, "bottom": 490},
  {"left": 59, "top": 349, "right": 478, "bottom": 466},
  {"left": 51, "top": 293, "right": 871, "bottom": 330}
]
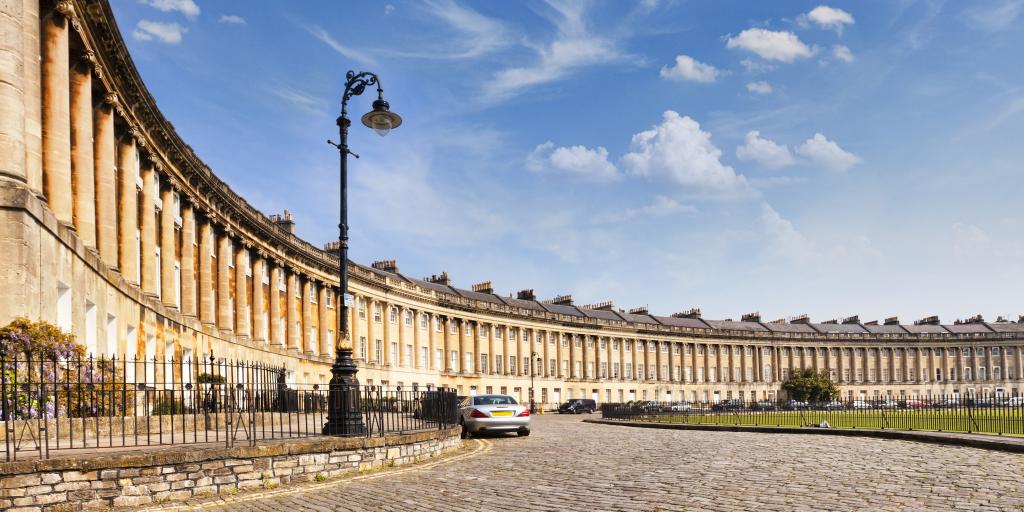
[
  {"left": 736, "top": 131, "right": 795, "bottom": 169},
  {"left": 726, "top": 28, "right": 814, "bottom": 62},
  {"left": 140, "top": 0, "right": 199, "bottom": 19},
  {"left": 132, "top": 20, "right": 186, "bottom": 44},
  {"left": 527, "top": 142, "right": 620, "bottom": 182},
  {"left": 795, "top": 133, "right": 860, "bottom": 171},
  {"left": 801, "top": 5, "right": 855, "bottom": 34},
  {"left": 622, "top": 111, "right": 748, "bottom": 193},
  {"left": 660, "top": 55, "right": 719, "bottom": 83}
]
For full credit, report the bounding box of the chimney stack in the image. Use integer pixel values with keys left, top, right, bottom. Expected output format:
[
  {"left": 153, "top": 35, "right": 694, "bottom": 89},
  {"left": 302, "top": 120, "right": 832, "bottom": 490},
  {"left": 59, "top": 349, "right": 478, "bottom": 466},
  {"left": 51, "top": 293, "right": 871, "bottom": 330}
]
[
  {"left": 629, "top": 306, "right": 650, "bottom": 315},
  {"left": 371, "top": 259, "right": 397, "bottom": 273},
  {"left": 914, "top": 315, "right": 940, "bottom": 326},
  {"left": 671, "top": 307, "right": 701, "bottom": 319},
  {"left": 583, "top": 301, "right": 615, "bottom": 311},
  {"left": 425, "top": 272, "right": 450, "bottom": 286},
  {"left": 516, "top": 289, "right": 536, "bottom": 301},
  {"left": 741, "top": 312, "right": 761, "bottom": 323},
  {"left": 269, "top": 210, "right": 296, "bottom": 234},
  {"left": 842, "top": 315, "right": 860, "bottom": 325},
  {"left": 884, "top": 316, "right": 899, "bottom": 325},
  {"left": 471, "top": 281, "right": 494, "bottom": 294},
  {"left": 864, "top": 320, "right": 879, "bottom": 326},
  {"left": 547, "top": 294, "right": 574, "bottom": 306},
  {"left": 790, "top": 314, "right": 810, "bottom": 324}
]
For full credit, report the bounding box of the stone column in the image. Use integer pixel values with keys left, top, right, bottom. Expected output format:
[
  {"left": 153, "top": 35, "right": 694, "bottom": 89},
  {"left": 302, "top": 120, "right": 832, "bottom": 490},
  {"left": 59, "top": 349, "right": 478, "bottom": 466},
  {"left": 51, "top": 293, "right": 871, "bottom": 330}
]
[
  {"left": 0, "top": 0, "right": 27, "bottom": 184},
  {"left": 216, "top": 234, "right": 232, "bottom": 332},
  {"left": 116, "top": 133, "right": 138, "bottom": 283},
  {"left": 300, "top": 279, "right": 313, "bottom": 354},
  {"left": 251, "top": 255, "right": 266, "bottom": 342},
  {"left": 318, "top": 284, "right": 329, "bottom": 355},
  {"left": 442, "top": 316, "right": 451, "bottom": 372},
  {"left": 382, "top": 302, "right": 392, "bottom": 365},
  {"left": 197, "top": 219, "right": 214, "bottom": 325},
  {"left": 286, "top": 271, "right": 299, "bottom": 352},
  {"left": 180, "top": 204, "right": 196, "bottom": 316},
  {"left": 457, "top": 319, "right": 466, "bottom": 373},
  {"left": 70, "top": 53, "right": 96, "bottom": 246},
  {"left": 412, "top": 308, "right": 421, "bottom": 368},
  {"left": 234, "top": 245, "right": 250, "bottom": 338},
  {"left": 93, "top": 95, "right": 117, "bottom": 267},
  {"left": 139, "top": 163, "right": 156, "bottom": 295},
  {"left": 486, "top": 325, "right": 494, "bottom": 375},
  {"left": 397, "top": 306, "right": 406, "bottom": 367},
  {"left": 41, "top": 4, "right": 72, "bottom": 224},
  {"left": 268, "top": 262, "right": 282, "bottom": 347},
  {"left": 160, "top": 183, "right": 176, "bottom": 307}
]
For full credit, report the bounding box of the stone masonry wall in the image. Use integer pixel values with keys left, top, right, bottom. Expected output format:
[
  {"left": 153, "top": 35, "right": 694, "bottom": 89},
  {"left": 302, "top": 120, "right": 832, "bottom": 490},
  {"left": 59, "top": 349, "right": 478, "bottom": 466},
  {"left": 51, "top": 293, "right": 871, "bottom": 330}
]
[{"left": 0, "top": 427, "right": 461, "bottom": 511}]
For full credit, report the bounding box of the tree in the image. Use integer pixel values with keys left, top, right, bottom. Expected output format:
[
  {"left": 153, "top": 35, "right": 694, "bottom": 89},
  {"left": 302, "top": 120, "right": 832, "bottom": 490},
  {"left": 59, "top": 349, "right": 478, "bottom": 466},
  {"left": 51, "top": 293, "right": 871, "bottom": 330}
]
[{"left": 781, "top": 368, "right": 839, "bottom": 403}]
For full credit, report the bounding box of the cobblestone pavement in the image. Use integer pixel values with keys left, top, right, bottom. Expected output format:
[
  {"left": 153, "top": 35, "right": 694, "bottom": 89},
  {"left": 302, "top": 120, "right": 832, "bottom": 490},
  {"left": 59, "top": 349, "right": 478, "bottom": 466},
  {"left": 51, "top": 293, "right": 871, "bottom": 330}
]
[{"left": 179, "top": 414, "right": 1024, "bottom": 511}]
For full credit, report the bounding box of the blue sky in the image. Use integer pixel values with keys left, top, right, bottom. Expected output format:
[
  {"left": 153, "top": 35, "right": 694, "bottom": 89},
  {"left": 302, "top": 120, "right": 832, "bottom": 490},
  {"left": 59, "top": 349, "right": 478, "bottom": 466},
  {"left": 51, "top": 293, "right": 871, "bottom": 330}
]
[{"left": 113, "top": 0, "right": 1024, "bottom": 324}]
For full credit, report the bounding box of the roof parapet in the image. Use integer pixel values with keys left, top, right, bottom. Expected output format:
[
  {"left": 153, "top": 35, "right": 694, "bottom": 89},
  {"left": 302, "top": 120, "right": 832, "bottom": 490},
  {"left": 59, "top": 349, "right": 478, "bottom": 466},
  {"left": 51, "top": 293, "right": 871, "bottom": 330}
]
[
  {"left": 424, "top": 272, "right": 450, "bottom": 286},
  {"left": 790, "top": 314, "right": 810, "bottom": 324},
  {"left": 741, "top": 312, "right": 761, "bottom": 323},
  {"left": 884, "top": 316, "right": 900, "bottom": 325},
  {"left": 842, "top": 315, "right": 860, "bottom": 325},
  {"left": 516, "top": 289, "right": 536, "bottom": 301},
  {"left": 471, "top": 281, "right": 494, "bottom": 294},
  {"left": 371, "top": 260, "right": 398, "bottom": 273},
  {"left": 583, "top": 301, "right": 614, "bottom": 311},
  {"left": 671, "top": 308, "right": 701, "bottom": 318},
  {"left": 954, "top": 314, "right": 984, "bottom": 325},
  {"left": 915, "top": 315, "right": 940, "bottom": 326}
]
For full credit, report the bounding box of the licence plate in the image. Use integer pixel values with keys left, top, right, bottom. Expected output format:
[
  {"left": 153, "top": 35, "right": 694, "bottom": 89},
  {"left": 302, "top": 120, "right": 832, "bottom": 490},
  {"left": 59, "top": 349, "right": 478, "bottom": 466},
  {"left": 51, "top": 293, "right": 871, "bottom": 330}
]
[{"left": 491, "top": 411, "right": 513, "bottom": 417}]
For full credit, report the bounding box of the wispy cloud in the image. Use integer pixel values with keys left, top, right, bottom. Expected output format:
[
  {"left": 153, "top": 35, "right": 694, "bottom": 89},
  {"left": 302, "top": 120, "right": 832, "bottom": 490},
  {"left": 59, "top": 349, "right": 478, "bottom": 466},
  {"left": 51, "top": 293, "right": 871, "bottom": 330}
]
[
  {"left": 140, "top": 0, "right": 199, "bottom": 19},
  {"left": 219, "top": 15, "right": 246, "bottom": 25},
  {"left": 746, "top": 81, "right": 773, "bottom": 94},
  {"left": 267, "top": 86, "right": 324, "bottom": 115},
  {"left": 595, "top": 196, "right": 697, "bottom": 224},
  {"left": 386, "top": 0, "right": 512, "bottom": 60},
  {"left": 306, "top": 25, "right": 377, "bottom": 66},
  {"left": 132, "top": 20, "right": 187, "bottom": 44},
  {"left": 483, "top": 1, "right": 638, "bottom": 103},
  {"left": 963, "top": 0, "right": 1024, "bottom": 32}
]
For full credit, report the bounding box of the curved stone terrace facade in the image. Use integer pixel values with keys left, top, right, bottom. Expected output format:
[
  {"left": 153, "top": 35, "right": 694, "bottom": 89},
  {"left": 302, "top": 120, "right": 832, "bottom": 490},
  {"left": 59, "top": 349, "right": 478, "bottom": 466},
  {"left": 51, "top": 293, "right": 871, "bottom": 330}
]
[{"left": 1, "top": 0, "right": 1023, "bottom": 407}]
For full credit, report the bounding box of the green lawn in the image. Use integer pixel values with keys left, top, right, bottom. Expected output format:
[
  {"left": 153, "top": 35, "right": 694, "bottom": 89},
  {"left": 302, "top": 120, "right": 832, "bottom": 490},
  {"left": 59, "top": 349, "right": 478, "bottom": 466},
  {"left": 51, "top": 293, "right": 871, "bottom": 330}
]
[{"left": 634, "top": 409, "right": 1024, "bottom": 436}]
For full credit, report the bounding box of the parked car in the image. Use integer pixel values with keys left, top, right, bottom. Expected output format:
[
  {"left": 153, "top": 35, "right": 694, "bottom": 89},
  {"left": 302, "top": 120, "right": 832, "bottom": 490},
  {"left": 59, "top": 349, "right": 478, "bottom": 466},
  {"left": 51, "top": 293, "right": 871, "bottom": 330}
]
[
  {"left": 783, "top": 400, "right": 810, "bottom": 410},
  {"left": 665, "top": 401, "right": 691, "bottom": 412},
  {"left": 932, "top": 399, "right": 960, "bottom": 409},
  {"left": 558, "top": 398, "right": 597, "bottom": 414},
  {"left": 849, "top": 400, "right": 873, "bottom": 409},
  {"left": 818, "top": 401, "right": 845, "bottom": 411},
  {"left": 712, "top": 399, "right": 745, "bottom": 412},
  {"left": 1005, "top": 396, "right": 1024, "bottom": 407},
  {"left": 459, "top": 394, "right": 531, "bottom": 438},
  {"left": 904, "top": 399, "right": 931, "bottom": 409},
  {"left": 878, "top": 400, "right": 900, "bottom": 409},
  {"left": 751, "top": 401, "right": 777, "bottom": 411}
]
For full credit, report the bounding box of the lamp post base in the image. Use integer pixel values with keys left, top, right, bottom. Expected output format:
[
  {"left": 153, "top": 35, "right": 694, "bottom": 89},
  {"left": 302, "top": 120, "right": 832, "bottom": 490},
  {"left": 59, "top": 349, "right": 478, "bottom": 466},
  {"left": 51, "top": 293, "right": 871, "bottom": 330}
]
[{"left": 322, "top": 347, "right": 367, "bottom": 436}]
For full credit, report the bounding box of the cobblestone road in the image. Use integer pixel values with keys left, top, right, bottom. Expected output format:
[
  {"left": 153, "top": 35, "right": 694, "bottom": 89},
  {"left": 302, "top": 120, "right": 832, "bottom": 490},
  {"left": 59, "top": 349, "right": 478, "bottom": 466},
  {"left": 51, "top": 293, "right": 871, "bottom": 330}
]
[{"left": 181, "top": 414, "right": 1024, "bottom": 511}]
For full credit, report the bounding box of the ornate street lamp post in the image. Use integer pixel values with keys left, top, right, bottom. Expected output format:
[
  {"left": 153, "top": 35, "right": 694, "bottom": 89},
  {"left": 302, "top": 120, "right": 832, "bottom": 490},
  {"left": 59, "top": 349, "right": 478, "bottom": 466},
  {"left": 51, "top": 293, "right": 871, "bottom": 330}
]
[{"left": 323, "top": 71, "right": 402, "bottom": 436}]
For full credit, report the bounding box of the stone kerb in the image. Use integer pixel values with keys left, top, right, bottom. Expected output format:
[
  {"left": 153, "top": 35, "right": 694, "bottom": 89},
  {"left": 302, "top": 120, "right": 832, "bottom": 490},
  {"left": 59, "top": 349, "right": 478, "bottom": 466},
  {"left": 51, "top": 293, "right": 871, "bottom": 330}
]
[{"left": 0, "top": 427, "right": 461, "bottom": 510}]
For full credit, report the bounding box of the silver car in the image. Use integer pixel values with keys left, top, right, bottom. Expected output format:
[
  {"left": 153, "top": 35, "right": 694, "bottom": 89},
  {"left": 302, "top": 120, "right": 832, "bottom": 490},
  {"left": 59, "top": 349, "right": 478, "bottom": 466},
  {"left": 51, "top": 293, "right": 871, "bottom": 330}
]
[{"left": 459, "top": 394, "right": 531, "bottom": 438}]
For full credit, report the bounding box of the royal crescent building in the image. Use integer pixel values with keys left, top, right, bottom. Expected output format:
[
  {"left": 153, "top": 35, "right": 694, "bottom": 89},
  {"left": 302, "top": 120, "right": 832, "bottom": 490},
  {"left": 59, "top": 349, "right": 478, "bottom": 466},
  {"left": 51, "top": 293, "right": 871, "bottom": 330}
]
[{"left": 2, "top": 0, "right": 1024, "bottom": 407}]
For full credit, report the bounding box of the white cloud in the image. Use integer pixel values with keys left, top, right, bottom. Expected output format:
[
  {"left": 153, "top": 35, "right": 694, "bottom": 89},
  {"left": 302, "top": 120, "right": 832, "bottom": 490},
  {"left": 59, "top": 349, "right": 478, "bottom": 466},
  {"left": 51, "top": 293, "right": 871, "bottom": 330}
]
[
  {"left": 736, "top": 131, "right": 795, "bottom": 169},
  {"left": 140, "top": 0, "right": 199, "bottom": 19},
  {"left": 132, "top": 20, "right": 186, "bottom": 44},
  {"left": 726, "top": 28, "right": 814, "bottom": 62},
  {"left": 385, "top": 4, "right": 396, "bottom": 15},
  {"left": 267, "top": 86, "right": 323, "bottom": 115},
  {"left": 527, "top": 142, "right": 619, "bottom": 182},
  {"left": 596, "top": 196, "right": 697, "bottom": 223},
  {"left": 964, "top": 0, "right": 1024, "bottom": 32},
  {"left": 396, "top": 0, "right": 511, "bottom": 59},
  {"left": 740, "top": 58, "right": 776, "bottom": 73},
  {"left": 832, "top": 45, "right": 854, "bottom": 63},
  {"left": 218, "top": 15, "right": 246, "bottom": 25},
  {"left": 621, "top": 111, "right": 748, "bottom": 193},
  {"left": 801, "top": 6, "right": 855, "bottom": 34},
  {"left": 795, "top": 133, "right": 860, "bottom": 171},
  {"left": 760, "top": 202, "right": 817, "bottom": 264},
  {"left": 484, "top": 2, "right": 634, "bottom": 102},
  {"left": 659, "top": 55, "right": 719, "bottom": 83},
  {"left": 306, "top": 26, "right": 377, "bottom": 66},
  {"left": 746, "top": 81, "right": 773, "bottom": 94}
]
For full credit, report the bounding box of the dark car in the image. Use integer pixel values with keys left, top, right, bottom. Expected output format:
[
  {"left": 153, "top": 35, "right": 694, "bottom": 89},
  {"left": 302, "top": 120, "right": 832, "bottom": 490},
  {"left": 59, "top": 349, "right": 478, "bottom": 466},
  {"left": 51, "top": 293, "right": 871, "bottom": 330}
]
[
  {"left": 751, "top": 400, "right": 777, "bottom": 411},
  {"left": 558, "top": 398, "right": 597, "bottom": 414},
  {"left": 712, "top": 399, "right": 745, "bottom": 412}
]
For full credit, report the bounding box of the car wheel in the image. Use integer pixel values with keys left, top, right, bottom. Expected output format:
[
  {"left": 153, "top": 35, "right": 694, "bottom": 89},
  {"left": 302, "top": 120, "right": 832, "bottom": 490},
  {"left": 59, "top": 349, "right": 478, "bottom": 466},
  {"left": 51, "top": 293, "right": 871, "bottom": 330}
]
[
  {"left": 518, "top": 429, "right": 530, "bottom": 437},
  {"left": 459, "top": 420, "right": 470, "bottom": 439}
]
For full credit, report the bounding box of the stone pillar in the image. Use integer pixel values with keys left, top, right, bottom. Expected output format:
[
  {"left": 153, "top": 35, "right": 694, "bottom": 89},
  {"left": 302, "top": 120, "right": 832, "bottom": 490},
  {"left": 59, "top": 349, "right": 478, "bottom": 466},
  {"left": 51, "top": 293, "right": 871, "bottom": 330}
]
[
  {"left": 70, "top": 53, "right": 96, "bottom": 246},
  {"left": 93, "top": 95, "right": 117, "bottom": 266},
  {"left": 382, "top": 302, "right": 392, "bottom": 365},
  {"left": 397, "top": 306, "right": 407, "bottom": 367},
  {"left": 116, "top": 133, "right": 138, "bottom": 283},
  {"left": 268, "top": 262, "right": 282, "bottom": 347},
  {"left": 41, "top": 4, "right": 72, "bottom": 224},
  {"left": 251, "top": 255, "right": 266, "bottom": 342},
  {"left": 286, "top": 271, "right": 299, "bottom": 352},
  {"left": 442, "top": 316, "right": 451, "bottom": 372},
  {"left": 412, "top": 308, "right": 421, "bottom": 368},
  {"left": 216, "top": 234, "right": 232, "bottom": 332},
  {"left": 301, "top": 279, "right": 314, "bottom": 354},
  {"left": 160, "top": 183, "right": 176, "bottom": 307},
  {"left": 23, "top": 0, "right": 42, "bottom": 193},
  {"left": 426, "top": 312, "right": 434, "bottom": 370},
  {"left": 234, "top": 245, "right": 249, "bottom": 337},
  {"left": 139, "top": 163, "right": 157, "bottom": 295},
  {"left": 457, "top": 319, "right": 466, "bottom": 373},
  {"left": 486, "top": 325, "right": 494, "bottom": 375},
  {"left": 0, "top": 0, "right": 26, "bottom": 183},
  {"left": 180, "top": 204, "right": 196, "bottom": 316},
  {"left": 197, "top": 219, "right": 214, "bottom": 325}
]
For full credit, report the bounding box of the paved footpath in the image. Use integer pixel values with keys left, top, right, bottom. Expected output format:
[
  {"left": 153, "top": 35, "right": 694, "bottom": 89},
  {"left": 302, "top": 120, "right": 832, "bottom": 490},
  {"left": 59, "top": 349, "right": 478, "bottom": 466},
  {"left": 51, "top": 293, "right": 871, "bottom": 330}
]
[{"left": 157, "top": 414, "right": 1024, "bottom": 511}]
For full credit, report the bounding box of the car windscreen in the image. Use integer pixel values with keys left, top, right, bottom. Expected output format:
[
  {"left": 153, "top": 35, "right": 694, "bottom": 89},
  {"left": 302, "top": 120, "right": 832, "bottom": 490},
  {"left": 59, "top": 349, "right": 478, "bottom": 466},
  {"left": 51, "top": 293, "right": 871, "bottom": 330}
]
[{"left": 473, "top": 395, "right": 517, "bottom": 406}]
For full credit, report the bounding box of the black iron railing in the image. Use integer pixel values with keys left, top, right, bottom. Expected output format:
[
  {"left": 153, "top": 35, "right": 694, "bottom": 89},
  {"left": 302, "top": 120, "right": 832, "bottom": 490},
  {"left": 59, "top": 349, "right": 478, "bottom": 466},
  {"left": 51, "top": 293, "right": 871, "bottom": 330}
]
[
  {"left": 0, "top": 352, "right": 458, "bottom": 461},
  {"left": 600, "top": 395, "right": 1024, "bottom": 436}
]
